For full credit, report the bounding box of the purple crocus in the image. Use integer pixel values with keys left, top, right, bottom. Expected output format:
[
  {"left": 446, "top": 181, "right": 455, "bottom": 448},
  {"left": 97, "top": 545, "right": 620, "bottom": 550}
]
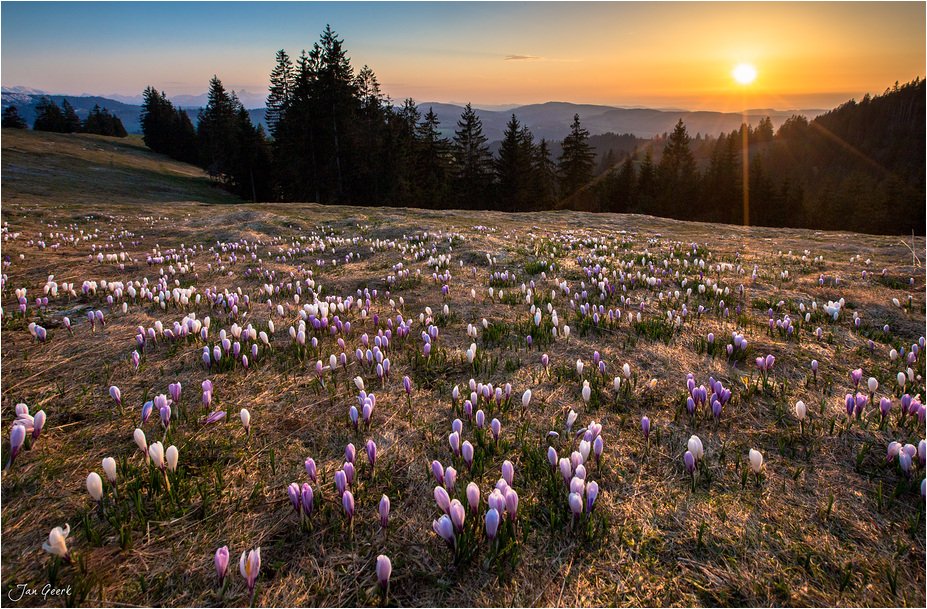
[
  {"left": 684, "top": 451, "right": 696, "bottom": 475},
  {"left": 379, "top": 494, "right": 389, "bottom": 529},
  {"left": 215, "top": 546, "right": 230, "bottom": 585},
  {"left": 342, "top": 490, "right": 355, "bottom": 521},
  {"left": 305, "top": 457, "right": 317, "bottom": 483},
  {"left": 642, "top": 416, "right": 651, "bottom": 440},
  {"left": 301, "top": 483, "right": 314, "bottom": 517},
  {"left": 239, "top": 547, "right": 260, "bottom": 593},
  {"left": 366, "top": 440, "right": 377, "bottom": 469},
  {"left": 109, "top": 386, "right": 122, "bottom": 409},
  {"left": 431, "top": 460, "right": 445, "bottom": 486},
  {"left": 485, "top": 508, "right": 500, "bottom": 542},
  {"left": 288, "top": 483, "right": 301, "bottom": 513},
  {"left": 7, "top": 424, "right": 27, "bottom": 470}
]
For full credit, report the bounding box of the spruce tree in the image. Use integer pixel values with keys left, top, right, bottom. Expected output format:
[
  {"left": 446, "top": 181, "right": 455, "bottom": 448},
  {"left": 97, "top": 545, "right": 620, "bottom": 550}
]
[
  {"left": 496, "top": 114, "right": 535, "bottom": 211},
  {"left": 656, "top": 119, "right": 698, "bottom": 217},
  {"left": 266, "top": 49, "right": 295, "bottom": 137},
  {"left": 33, "top": 97, "right": 67, "bottom": 133},
  {"left": 2, "top": 106, "right": 28, "bottom": 129},
  {"left": 557, "top": 114, "right": 595, "bottom": 197},
  {"left": 61, "top": 99, "right": 81, "bottom": 133},
  {"left": 414, "top": 107, "right": 451, "bottom": 208},
  {"left": 451, "top": 103, "right": 493, "bottom": 208},
  {"left": 534, "top": 138, "right": 558, "bottom": 209}
]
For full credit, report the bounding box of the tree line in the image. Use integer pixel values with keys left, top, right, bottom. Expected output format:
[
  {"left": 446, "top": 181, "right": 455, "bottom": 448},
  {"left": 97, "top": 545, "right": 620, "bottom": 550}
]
[
  {"left": 137, "top": 26, "right": 922, "bottom": 235},
  {"left": 587, "top": 78, "right": 924, "bottom": 235},
  {"left": 3, "top": 97, "right": 127, "bottom": 137}
]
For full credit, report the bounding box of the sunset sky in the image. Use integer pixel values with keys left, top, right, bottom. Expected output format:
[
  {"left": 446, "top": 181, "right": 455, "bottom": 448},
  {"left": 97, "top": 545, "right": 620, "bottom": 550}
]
[{"left": 2, "top": 1, "right": 924, "bottom": 111}]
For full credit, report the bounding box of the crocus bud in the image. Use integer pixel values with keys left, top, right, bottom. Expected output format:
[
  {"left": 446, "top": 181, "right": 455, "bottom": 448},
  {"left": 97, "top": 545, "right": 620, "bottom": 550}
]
[
  {"left": 288, "top": 483, "right": 301, "bottom": 513},
  {"left": 149, "top": 442, "right": 165, "bottom": 470},
  {"left": 109, "top": 386, "right": 122, "bottom": 408},
  {"left": 215, "top": 546, "right": 230, "bottom": 584},
  {"left": 868, "top": 377, "right": 878, "bottom": 394},
  {"left": 8, "top": 424, "right": 27, "bottom": 468},
  {"left": 366, "top": 440, "right": 377, "bottom": 468},
  {"left": 687, "top": 435, "right": 704, "bottom": 461},
  {"left": 593, "top": 435, "right": 604, "bottom": 465},
  {"left": 433, "top": 514, "right": 455, "bottom": 548},
  {"left": 102, "top": 457, "right": 117, "bottom": 484},
  {"left": 641, "top": 416, "right": 650, "bottom": 439},
  {"left": 449, "top": 431, "right": 460, "bottom": 456},
  {"left": 445, "top": 466, "right": 457, "bottom": 492},
  {"left": 502, "top": 460, "right": 514, "bottom": 486},
  {"left": 376, "top": 554, "right": 391, "bottom": 591},
  {"left": 887, "top": 441, "right": 901, "bottom": 462},
  {"left": 434, "top": 486, "right": 451, "bottom": 514},
  {"left": 240, "top": 409, "right": 251, "bottom": 433},
  {"left": 749, "top": 449, "right": 763, "bottom": 474},
  {"left": 522, "top": 389, "right": 531, "bottom": 411},
  {"left": 134, "top": 428, "right": 148, "bottom": 461},
  {"left": 684, "top": 451, "right": 696, "bottom": 475},
  {"left": 795, "top": 401, "right": 806, "bottom": 421},
  {"left": 569, "top": 492, "right": 583, "bottom": 519},
  {"left": 485, "top": 508, "right": 500, "bottom": 541},
  {"left": 379, "top": 495, "right": 390, "bottom": 528},
  {"left": 548, "top": 446, "right": 558, "bottom": 469},
  {"left": 431, "top": 460, "right": 444, "bottom": 486},
  {"left": 345, "top": 443, "right": 356, "bottom": 464},
  {"left": 342, "top": 490, "right": 355, "bottom": 521},
  {"left": 305, "top": 457, "right": 317, "bottom": 483},
  {"left": 86, "top": 472, "right": 104, "bottom": 501},
  {"left": 586, "top": 480, "right": 599, "bottom": 513},
  {"left": 449, "top": 499, "right": 466, "bottom": 533},
  {"left": 504, "top": 488, "right": 519, "bottom": 522},
  {"left": 466, "top": 482, "right": 480, "bottom": 514},
  {"left": 491, "top": 418, "right": 501, "bottom": 442}
]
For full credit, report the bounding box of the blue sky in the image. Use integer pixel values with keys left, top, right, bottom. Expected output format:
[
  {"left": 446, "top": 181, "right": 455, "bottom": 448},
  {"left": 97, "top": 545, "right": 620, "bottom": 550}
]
[{"left": 2, "top": 2, "right": 924, "bottom": 111}]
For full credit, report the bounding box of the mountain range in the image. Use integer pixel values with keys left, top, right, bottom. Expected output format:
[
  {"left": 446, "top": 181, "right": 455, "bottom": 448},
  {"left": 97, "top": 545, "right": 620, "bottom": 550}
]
[{"left": 1, "top": 86, "right": 826, "bottom": 142}]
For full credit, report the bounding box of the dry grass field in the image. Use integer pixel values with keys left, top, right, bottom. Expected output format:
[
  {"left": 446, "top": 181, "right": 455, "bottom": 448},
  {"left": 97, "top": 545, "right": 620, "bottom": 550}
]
[{"left": 1, "top": 129, "right": 925, "bottom": 607}]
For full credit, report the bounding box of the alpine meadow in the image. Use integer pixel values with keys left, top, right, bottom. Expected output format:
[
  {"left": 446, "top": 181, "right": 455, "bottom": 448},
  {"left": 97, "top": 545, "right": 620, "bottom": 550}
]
[{"left": 1, "top": 13, "right": 925, "bottom": 609}]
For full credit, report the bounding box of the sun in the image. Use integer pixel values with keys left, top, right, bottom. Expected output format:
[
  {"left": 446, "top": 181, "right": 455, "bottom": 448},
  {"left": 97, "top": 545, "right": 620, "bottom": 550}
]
[{"left": 732, "top": 63, "right": 757, "bottom": 85}]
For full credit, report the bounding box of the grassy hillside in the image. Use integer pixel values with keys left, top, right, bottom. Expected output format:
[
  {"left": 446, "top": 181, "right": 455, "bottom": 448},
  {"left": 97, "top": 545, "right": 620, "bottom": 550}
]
[
  {"left": 1, "top": 129, "right": 241, "bottom": 211},
  {"left": 1, "top": 131, "right": 924, "bottom": 608}
]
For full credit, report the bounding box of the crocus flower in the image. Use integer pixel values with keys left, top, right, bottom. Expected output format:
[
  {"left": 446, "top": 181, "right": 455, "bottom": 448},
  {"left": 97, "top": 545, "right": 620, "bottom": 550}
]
[
  {"left": 582, "top": 382, "right": 591, "bottom": 404},
  {"left": 344, "top": 462, "right": 355, "bottom": 486},
  {"left": 501, "top": 460, "right": 514, "bottom": 486},
  {"left": 569, "top": 492, "right": 583, "bottom": 525},
  {"left": 491, "top": 419, "right": 501, "bottom": 442},
  {"left": 109, "top": 386, "right": 122, "bottom": 408},
  {"left": 288, "top": 483, "right": 301, "bottom": 513},
  {"left": 305, "top": 457, "right": 317, "bottom": 483},
  {"left": 431, "top": 460, "right": 444, "bottom": 486},
  {"left": 505, "top": 488, "right": 519, "bottom": 522},
  {"left": 522, "top": 389, "right": 531, "bottom": 411},
  {"left": 466, "top": 482, "right": 480, "bottom": 514},
  {"left": 434, "top": 486, "right": 451, "bottom": 514},
  {"left": 548, "top": 446, "right": 558, "bottom": 469},
  {"left": 899, "top": 452, "right": 912, "bottom": 477},
  {"left": 641, "top": 416, "right": 651, "bottom": 440},
  {"left": 462, "top": 441, "right": 474, "bottom": 470},
  {"left": 149, "top": 441, "right": 165, "bottom": 470},
  {"left": 566, "top": 410, "right": 578, "bottom": 432},
  {"left": 593, "top": 435, "right": 604, "bottom": 465},
  {"left": 449, "top": 431, "right": 460, "bottom": 456},
  {"left": 795, "top": 401, "right": 806, "bottom": 421},
  {"left": 7, "top": 423, "right": 26, "bottom": 470},
  {"left": 749, "top": 449, "right": 764, "bottom": 475},
  {"left": 887, "top": 441, "right": 902, "bottom": 462},
  {"left": 239, "top": 547, "right": 261, "bottom": 592},
  {"left": 366, "top": 440, "right": 377, "bottom": 469},
  {"left": 87, "top": 472, "right": 103, "bottom": 501},
  {"left": 134, "top": 428, "right": 148, "bottom": 461},
  {"left": 684, "top": 451, "right": 696, "bottom": 475},
  {"left": 879, "top": 398, "right": 892, "bottom": 420},
  {"left": 376, "top": 554, "right": 392, "bottom": 592},
  {"left": 201, "top": 411, "right": 226, "bottom": 425},
  {"left": 169, "top": 382, "right": 181, "bottom": 403},
  {"left": 301, "top": 483, "right": 314, "bottom": 517},
  {"left": 868, "top": 377, "right": 879, "bottom": 394},
  {"left": 379, "top": 494, "right": 390, "bottom": 528},
  {"left": 850, "top": 369, "right": 863, "bottom": 388},
  {"left": 485, "top": 508, "right": 500, "bottom": 542},
  {"left": 586, "top": 480, "right": 599, "bottom": 513},
  {"left": 433, "top": 514, "right": 455, "bottom": 549},
  {"left": 30, "top": 410, "right": 45, "bottom": 442},
  {"left": 102, "top": 457, "right": 117, "bottom": 484},
  {"left": 42, "top": 524, "right": 71, "bottom": 561},
  {"left": 215, "top": 546, "right": 230, "bottom": 584},
  {"left": 345, "top": 443, "right": 356, "bottom": 464},
  {"left": 687, "top": 435, "right": 704, "bottom": 462},
  {"left": 240, "top": 409, "right": 251, "bottom": 433},
  {"left": 342, "top": 490, "right": 355, "bottom": 521},
  {"left": 449, "top": 499, "right": 466, "bottom": 533}
]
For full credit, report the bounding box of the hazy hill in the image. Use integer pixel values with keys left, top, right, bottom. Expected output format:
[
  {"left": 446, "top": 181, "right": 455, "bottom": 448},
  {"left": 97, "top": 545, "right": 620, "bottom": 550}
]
[{"left": 2, "top": 87, "right": 824, "bottom": 142}]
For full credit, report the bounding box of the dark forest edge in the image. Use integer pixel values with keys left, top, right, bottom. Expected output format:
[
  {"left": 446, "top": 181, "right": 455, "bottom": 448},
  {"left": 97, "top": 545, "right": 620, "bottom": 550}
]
[{"left": 37, "top": 26, "right": 927, "bottom": 235}]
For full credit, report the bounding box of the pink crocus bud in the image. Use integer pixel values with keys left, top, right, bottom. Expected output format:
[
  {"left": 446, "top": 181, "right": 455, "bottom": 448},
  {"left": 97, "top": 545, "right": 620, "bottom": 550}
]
[
  {"left": 366, "top": 440, "right": 377, "bottom": 469},
  {"left": 501, "top": 460, "right": 514, "bottom": 486},
  {"left": 504, "top": 488, "right": 519, "bottom": 522},
  {"left": 305, "top": 457, "right": 317, "bottom": 483},
  {"left": 109, "top": 386, "right": 122, "bottom": 408},
  {"left": 344, "top": 462, "right": 355, "bottom": 486},
  {"left": 168, "top": 382, "right": 181, "bottom": 403},
  {"left": 445, "top": 466, "right": 457, "bottom": 492},
  {"left": 376, "top": 554, "right": 392, "bottom": 592},
  {"left": 466, "top": 482, "right": 480, "bottom": 514},
  {"left": 491, "top": 418, "right": 501, "bottom": 442},
  {"left": 432, "top": 514, "right": 455, "bottom": 549},
  {"left": 379, "top": 495, "right": 390, "bottom": 529},
  {"left": 335, "top": 470, "right": 347, "bottom": 497},
  {"left": 215, "top": 546, "right": 230, "bottom": 584},
  {"left": 301, "top": 483, "right": 314, "bottom": 517},
  {"left": 7, "top": 424, "right": 27, "bottom": 470},
  {"left": 288, "top": 483, "right": 301, "bottom": 513},
  {"left": 449, "top": 431, "right": 460, "bottom": 456},
  {"left": 32, "top": 410, "right": 46, "bottom": 441},
  {"left": 485, "top": 508, "right": 500, "bottom": 542},
  {"left": 448, "top": 499, "right": 466, "bottom": 534},
  {"left": 462, "top": 441, "right": 474, "bottom": 470},
  {"left": 431, "top": 460, "right": 444, "bottom": 486},
  {"left": 345, "top": 443, "right": 356, "bottom": 464},
  {"left": 434, "top": 486, "right": 451, "bottom": 514},
  {"left": 586, "top": 481, "right": 599, "bottom": 513}
]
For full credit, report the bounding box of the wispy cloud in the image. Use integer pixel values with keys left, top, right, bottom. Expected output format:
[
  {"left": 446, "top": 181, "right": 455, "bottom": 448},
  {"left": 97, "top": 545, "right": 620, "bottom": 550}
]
[
  {"left": 504, "top": 55, "right": 577, "bottom": 62},
  {"left": 504, "top": 54, "right": 546, "bottom": 61}
]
